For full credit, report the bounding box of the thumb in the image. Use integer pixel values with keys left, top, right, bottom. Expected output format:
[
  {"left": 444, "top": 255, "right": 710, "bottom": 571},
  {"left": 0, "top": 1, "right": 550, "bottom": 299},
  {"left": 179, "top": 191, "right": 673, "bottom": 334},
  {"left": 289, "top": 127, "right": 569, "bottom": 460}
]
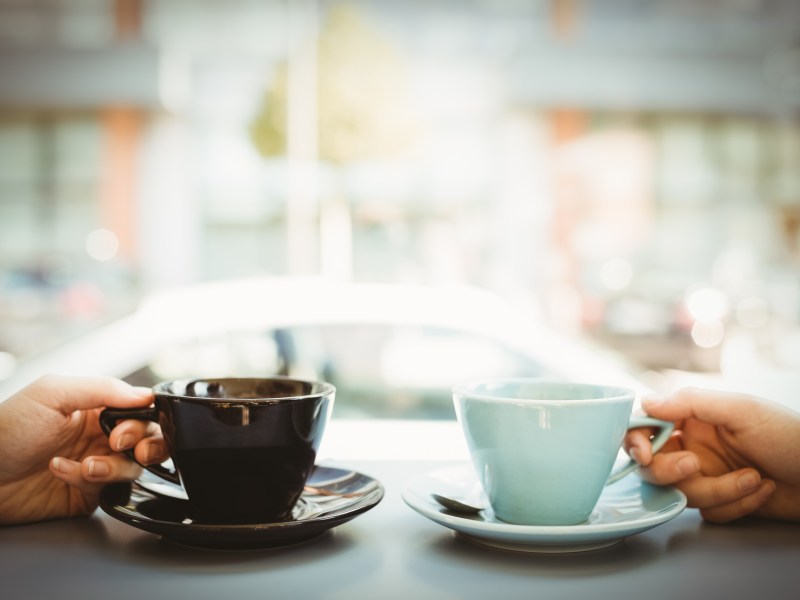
[
  {"left": 642, "top": 387, "right": 757, "bottom": 431},
  {"left": 29, "top": 374, "right": 153, "bottom": 414}
]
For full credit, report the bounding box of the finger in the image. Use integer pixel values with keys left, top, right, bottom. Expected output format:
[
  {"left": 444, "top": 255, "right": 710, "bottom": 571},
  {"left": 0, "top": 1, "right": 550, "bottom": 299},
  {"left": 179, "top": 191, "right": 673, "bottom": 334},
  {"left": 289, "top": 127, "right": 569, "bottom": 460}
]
[
  {"left": 676, "top": 468, "right": 764, "bottom": 510},
  {"left": 624, "top": 428, "right": 656, "bottom": 465},
  {"left": 80, "top": 455, "right": 143, "bottom": 482},
  {"left": 133, "top": 437, "right": 169, "bottom": 465},
  {"left": 641, "top": 388, "right": 760, "bottom": 432},
  {"left": 636, "top": 450, "right": 700, "bottom": 485},
  {"left": 624, "top": 429, "right": 684, "bottom": 466},
  {"left": 108, "top": 419, "right": 160, "bottom": 452},
  {"left": 50, "top": 457, "right": 104, "bottom": 497},
  {"left": 699, "top": 480, "right": 776, "bottom": 524},
  {"left": 30, "top": 374, "right": 153, "bottom": 414}
]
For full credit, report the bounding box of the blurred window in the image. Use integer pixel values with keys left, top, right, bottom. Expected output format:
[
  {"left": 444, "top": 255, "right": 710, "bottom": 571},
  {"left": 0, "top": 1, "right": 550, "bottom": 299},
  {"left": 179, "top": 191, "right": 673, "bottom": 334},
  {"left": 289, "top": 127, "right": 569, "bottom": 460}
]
[
  {"left": 0, "top": 113, "right": 115, "bottom": 361},
  {"left": 123, "top": 324, "right": 552, "bottom": 420},
  {"left": 0, "top": 114, "right": 101, "bottom": 265}
]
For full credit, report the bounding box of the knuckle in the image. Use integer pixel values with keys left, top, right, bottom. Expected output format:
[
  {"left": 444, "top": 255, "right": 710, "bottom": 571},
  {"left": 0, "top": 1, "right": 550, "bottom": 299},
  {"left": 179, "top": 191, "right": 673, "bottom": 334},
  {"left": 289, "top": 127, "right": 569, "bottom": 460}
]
[
  {"left": 31, "top": 373, "right": 60, "bottom": 391},
  {"left": 647, "top": 455, "right": 674, "bottom": 482},
  {"left": 699, "top": 508, "right": 734, "bottom": 524},
  {"left": 95, "top": 375, "right": 128, "bottom": 395},
  {"left": 708, "top": 480, "right": 729, "bottom": 504}
]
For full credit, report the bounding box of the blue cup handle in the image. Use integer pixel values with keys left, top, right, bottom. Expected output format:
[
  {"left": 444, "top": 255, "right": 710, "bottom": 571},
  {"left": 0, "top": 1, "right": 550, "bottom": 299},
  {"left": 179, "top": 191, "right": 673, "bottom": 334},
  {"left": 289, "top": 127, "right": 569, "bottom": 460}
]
[{"left": 606, "top": 416, "right": 674, "bottom": 485}]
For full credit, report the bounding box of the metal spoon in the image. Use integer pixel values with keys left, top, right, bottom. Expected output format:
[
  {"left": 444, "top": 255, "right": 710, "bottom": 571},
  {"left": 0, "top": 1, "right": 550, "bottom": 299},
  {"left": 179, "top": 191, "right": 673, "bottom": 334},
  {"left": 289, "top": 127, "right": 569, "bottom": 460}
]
[{"left": 431, "top": 493, "right": 486, "bottom": 514}]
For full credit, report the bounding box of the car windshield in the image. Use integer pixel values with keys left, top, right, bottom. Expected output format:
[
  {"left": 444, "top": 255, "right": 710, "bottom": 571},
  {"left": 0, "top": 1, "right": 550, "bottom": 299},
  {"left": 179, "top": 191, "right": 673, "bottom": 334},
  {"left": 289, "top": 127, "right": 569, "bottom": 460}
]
[{"left": 122, "top": 324, "right": 555, "bottom": 420}]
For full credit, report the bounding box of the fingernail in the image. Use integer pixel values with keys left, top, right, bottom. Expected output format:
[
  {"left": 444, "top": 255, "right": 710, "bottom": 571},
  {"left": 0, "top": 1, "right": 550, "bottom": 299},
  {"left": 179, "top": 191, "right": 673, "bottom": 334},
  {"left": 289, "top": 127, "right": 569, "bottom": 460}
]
[
  {"left": 629, "top": 447, "right": 642, "bottom": 464},
  {"left": 88, "top": 459, "right": 110, "bottom": 478},
  {"left": 737, "top": 471, "right": 759, "bottom": 493},
  {"left": 642, "top": 394, "right": 665, "bottom": 408},
  {"left": 145, "top": 445, "right": 165, "bottom": 465},
  {"left": 131, "top": 386, "right": 152, "bottom": 398},
  {"left": 116, "top": 434, "right": 132, "bottom": 451},
  {"left": 677, "top": 456, "right": 699, "bottom": 476},
  {"left": 52, "top": 457, "right": 71, "bottom": 474}
]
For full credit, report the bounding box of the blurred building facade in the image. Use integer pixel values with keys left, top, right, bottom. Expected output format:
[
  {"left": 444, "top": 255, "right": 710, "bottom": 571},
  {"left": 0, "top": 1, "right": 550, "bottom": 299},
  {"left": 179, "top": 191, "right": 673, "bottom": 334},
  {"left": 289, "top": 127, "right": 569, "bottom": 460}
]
[{"left": 1, "top": 0, "right": 799, "bottom": 386}]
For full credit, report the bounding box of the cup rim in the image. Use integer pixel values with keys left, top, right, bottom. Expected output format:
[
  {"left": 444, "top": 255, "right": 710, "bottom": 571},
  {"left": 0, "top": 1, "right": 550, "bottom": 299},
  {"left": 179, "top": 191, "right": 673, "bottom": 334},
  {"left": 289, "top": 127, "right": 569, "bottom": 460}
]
[
  {"left": 154, "top": 376, "right": 336, "bottom": 402},
  {"left": 452, "top": 377, "right": 635, "bottom": 405}
]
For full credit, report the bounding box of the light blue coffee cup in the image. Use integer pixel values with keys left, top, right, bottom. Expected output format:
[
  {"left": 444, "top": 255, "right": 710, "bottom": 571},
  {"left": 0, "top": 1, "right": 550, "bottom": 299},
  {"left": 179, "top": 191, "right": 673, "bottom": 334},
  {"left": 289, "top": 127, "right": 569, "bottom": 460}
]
[{"left": 453, "top": 378, "right": 673, "bottom": 526}]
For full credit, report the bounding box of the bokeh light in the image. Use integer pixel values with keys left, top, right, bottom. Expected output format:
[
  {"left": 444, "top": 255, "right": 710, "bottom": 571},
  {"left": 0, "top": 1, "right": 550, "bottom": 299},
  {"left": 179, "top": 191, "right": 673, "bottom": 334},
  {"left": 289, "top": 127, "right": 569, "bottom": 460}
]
[
  {"left": 691, "top": 319, "right": 726, "bottom": 348},
  {"left": 85, "top": 228, "right": 119, "bottom": 262},
  {"left": 686, "top": 286, "right": 729, "bottom": 322},
  {"left": 600, "top": 258, "right": 634, "bottom": 291}
]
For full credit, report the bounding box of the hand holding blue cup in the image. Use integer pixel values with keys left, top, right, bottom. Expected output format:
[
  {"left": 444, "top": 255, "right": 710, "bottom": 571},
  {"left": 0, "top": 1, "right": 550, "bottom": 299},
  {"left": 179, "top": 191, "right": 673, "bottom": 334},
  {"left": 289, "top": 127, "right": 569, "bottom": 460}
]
[{"left": 453, "top": 379, "right": 673, "bottom": 526}]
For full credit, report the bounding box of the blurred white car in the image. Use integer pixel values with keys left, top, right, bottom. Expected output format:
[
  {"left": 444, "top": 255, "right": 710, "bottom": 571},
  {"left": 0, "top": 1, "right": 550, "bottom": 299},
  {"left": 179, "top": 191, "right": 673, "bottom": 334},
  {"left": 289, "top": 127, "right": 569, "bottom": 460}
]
[{"left": 0, "top": 277, "right": 646, "bottom": 420}]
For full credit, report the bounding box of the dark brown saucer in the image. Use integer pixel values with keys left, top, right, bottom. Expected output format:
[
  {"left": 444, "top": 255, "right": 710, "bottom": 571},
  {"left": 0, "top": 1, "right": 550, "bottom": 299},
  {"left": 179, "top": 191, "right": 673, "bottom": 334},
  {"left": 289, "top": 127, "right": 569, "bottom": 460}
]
[{"left": 100, "top": 466, "right": 383, "bottom": 550}]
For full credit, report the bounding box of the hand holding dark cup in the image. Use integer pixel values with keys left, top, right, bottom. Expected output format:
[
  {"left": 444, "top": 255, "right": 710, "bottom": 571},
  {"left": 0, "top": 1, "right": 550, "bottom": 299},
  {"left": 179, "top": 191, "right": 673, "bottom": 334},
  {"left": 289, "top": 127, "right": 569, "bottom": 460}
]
[{"left": 99, "top": 377, "right": 335, "bottom": 524}]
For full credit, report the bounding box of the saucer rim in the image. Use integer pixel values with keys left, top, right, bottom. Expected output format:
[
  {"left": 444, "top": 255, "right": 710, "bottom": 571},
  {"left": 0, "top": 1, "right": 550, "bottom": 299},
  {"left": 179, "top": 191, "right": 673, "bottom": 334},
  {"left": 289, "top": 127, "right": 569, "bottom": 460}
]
[
  {"left": 101, "top": 464, "right": 384, "bottom": 532},
  {"left": 402, "top": 464, "right": 686, "bottom": 544}
]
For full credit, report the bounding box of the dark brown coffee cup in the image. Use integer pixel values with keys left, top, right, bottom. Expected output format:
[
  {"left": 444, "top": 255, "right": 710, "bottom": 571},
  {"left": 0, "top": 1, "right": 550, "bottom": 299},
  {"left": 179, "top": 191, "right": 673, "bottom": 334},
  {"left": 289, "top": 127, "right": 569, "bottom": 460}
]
[{"left": 100, "top": 377, "right": 335, "bottom": 524}]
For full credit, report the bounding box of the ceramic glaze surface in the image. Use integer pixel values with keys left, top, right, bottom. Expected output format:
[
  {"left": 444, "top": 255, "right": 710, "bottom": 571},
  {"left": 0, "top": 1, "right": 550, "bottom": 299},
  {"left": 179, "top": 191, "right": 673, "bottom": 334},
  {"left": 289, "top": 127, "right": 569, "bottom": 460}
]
[
  {"left": 402, "top": 464, "right": 687, "bottom": 553},
  {"left": 101, "top": 466, "right": 383, "bottom": 549},
  {"left": 100, "top": 377, "right": 335, "bottom": 524},
  {"left": 454, "top": 380, "right": 642, "bottom": 526}
]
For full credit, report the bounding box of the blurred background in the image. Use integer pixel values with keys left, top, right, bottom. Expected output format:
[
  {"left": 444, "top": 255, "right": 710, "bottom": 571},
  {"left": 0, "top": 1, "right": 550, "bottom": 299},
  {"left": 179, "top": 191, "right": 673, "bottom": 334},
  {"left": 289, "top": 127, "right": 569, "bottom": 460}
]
[{"left": 1, "top": 0, "right": 799, "bottom": 415}]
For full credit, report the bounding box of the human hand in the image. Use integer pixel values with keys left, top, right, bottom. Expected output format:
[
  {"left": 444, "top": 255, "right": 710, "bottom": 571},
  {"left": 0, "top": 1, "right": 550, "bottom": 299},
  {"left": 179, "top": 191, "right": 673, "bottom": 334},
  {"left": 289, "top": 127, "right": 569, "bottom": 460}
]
[
  {"left": 625, "top": 387, "right": 800, "bottom": 524},
  {"left": 0, "top": 375, "right": 162, "bottom": 525}
]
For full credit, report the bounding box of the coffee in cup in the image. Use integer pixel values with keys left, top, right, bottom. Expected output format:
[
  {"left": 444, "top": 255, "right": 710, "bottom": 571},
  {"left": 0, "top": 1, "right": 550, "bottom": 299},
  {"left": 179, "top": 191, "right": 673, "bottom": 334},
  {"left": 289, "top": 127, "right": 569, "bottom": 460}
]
[
  {"left": 453, "top": 378, "right": 672, "bottom": 526},
  {"left": 100, "top": 377, "right": 335, "bottom": 524}
]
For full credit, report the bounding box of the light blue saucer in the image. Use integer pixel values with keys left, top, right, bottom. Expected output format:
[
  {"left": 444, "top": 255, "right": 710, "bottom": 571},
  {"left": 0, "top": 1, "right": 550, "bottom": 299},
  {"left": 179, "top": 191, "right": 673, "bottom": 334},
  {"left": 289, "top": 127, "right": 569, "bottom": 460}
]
[{"left": 402, "top": 464, "right": 686, "bottom": 553}]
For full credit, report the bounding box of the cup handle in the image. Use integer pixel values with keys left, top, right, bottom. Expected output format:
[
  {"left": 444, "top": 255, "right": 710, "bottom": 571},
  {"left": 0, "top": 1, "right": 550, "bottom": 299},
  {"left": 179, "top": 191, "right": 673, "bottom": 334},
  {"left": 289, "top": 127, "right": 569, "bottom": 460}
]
[
  {"left": 99, "top": 407, "right": 181, "bottom": 486},
  {"left": 605, "top": 416, "right": 674, "bottom": 485}
]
